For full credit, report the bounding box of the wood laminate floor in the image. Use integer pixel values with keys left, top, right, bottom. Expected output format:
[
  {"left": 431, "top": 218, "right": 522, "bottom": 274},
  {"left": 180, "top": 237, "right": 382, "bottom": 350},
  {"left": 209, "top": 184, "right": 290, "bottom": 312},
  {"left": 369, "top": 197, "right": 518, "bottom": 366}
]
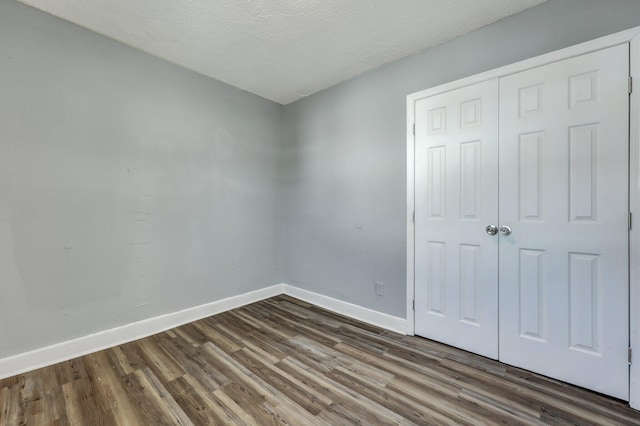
[{"left": 0, "top": 295, "right": 638, "bottom": 425}]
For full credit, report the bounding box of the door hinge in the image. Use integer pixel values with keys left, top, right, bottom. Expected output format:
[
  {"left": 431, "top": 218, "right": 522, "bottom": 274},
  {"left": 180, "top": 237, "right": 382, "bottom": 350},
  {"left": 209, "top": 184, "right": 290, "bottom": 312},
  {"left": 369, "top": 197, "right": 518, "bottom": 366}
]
[
  {"left": 629, "top": 212, "right": 633, "bottom": 230},
  {"left": 413, "top": 123, "right": 416, "bottom": 135},
  {"left": 630, "top": 76, "right": 633, "bottom": 95},
  {"left": 412, "top": 300, "right": 415, "bottom": 310},
  {"left": 629, "top": 347, "right": 633, "bottom": 365},
  {"left": 412, "top": 211, "right": 415, "bottom": 223}
]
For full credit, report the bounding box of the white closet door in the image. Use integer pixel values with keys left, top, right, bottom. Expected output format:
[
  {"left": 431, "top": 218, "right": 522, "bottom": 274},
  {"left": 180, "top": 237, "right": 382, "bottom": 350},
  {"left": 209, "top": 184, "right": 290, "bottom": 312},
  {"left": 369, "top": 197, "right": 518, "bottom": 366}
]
[
  {"left": 498, "top": 44, "right": 630, "bottom": 400},
  {"left": 414, "top": 79, "right": 499, "bottom": 359}
]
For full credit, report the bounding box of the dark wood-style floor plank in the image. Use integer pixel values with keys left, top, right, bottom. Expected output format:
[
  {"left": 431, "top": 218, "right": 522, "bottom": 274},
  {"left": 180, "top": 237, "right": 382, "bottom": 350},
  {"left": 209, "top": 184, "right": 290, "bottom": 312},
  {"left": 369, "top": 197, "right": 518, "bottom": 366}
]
[{"left": 1, "top": 295, "right": 639, "bottom": 425}]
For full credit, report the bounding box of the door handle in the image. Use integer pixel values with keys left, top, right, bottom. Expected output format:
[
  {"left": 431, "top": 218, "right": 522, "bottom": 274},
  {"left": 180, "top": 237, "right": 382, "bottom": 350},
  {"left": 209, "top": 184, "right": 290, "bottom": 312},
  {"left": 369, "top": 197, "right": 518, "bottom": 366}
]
[
  {"left": 486, "top": 225, "right": 498, "bottom": 235},
  {"left": 499, "top": 225, "right": 512, "bottom": 236}
]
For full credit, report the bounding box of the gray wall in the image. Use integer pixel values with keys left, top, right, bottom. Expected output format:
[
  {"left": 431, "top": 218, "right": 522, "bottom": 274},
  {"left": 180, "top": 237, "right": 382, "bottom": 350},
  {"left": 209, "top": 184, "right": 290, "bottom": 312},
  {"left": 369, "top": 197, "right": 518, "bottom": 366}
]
[
  {"left": 280, "top": 0, "right": 640, "bottom": 318},
  {"left": 3, "top": 0, "right": 640, "bottom": 361},
  {"left": 0, "top": 0, "right": 282, "bottom": 358}
]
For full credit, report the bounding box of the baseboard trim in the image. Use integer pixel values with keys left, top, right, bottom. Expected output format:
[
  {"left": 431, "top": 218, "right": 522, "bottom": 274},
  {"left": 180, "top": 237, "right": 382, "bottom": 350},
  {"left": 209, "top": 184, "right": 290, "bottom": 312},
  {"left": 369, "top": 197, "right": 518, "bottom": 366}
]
[
  {"left": 0, "top": 284, "right": 284, "bottom": 380},
  {"left": 0, "top": 283, "right": 408, "bottom": 380},
  {"left": 282, "top": 284, "right": 408, "bottom": 335}
]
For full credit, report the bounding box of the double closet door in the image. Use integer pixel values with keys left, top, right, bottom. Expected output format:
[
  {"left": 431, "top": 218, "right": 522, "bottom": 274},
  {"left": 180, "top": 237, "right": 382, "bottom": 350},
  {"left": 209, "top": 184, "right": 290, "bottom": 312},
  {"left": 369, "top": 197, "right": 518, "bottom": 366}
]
[{"left": 414, "top": 44, "right": 630, "bottom": 400}]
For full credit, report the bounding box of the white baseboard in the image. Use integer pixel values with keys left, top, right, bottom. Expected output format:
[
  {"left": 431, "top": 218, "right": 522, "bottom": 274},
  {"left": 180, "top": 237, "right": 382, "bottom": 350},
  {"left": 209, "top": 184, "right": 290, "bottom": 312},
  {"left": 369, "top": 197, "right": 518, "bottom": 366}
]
[
  {"left": 0, "top": 282, "right": 408, "bottom": 380},
  {"left": 282, "top": 284, "right": 408, "bottom": 335},
  {"left": 0, "top": 284, "right": 284, "bottom": 380}
]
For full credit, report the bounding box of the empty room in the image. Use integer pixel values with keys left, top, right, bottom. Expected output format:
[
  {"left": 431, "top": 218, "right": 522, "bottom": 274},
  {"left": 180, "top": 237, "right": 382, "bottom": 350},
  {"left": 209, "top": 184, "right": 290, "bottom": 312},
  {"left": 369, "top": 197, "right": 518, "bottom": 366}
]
[{"left": 2, "top": 0, "right": 640, "bottom": 424}]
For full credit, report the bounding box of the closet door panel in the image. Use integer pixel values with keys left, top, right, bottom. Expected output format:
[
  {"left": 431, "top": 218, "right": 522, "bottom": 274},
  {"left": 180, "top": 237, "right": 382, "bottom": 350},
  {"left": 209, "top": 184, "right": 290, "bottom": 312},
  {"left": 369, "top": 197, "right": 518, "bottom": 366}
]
[
  {"left": 498, "top": 44, "right": 630, "bottom": 400},
  {"left": 414, "top": 79, "right": 499, "bottom": 359}
]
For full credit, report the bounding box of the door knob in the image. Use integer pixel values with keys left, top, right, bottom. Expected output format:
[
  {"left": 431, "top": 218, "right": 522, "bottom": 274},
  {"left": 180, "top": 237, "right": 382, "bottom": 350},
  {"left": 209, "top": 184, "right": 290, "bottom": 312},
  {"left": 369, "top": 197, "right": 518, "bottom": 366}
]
[
  {"left": 499, "top": 225, "right": 512, "bottom": 236},
  {"left": 486, "top": 225, "right": 498, "bottom": 235}
]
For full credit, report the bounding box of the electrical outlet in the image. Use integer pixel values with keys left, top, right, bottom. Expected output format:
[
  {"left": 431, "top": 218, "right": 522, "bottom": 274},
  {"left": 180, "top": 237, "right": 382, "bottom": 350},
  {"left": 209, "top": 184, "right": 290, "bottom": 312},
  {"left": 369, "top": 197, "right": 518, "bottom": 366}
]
[{"left": 375, "top": 281, "right": 384, "bottom": 296}]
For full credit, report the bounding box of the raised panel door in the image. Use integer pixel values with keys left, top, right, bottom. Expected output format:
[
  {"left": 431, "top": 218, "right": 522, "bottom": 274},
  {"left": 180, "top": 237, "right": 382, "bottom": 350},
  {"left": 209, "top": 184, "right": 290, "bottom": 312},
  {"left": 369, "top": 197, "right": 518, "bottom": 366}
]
[
  {"left": 498, "top": 44, "right": 630, "bottom": 400},
  {"left": 414, "top": 79, "right": 499, "bottom": 359}
]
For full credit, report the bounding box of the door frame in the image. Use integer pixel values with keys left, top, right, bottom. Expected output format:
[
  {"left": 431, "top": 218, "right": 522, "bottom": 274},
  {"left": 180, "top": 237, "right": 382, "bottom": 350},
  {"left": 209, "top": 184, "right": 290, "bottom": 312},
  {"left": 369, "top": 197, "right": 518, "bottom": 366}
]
[{"left": 406, "top": 26, "right": 640, "bottom": 408}]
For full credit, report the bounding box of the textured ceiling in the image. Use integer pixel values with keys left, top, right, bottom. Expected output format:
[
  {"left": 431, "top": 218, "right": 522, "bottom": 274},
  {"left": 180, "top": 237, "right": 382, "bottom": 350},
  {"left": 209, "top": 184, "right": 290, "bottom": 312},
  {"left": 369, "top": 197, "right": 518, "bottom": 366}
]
[{"left": 17, "top": 0, "right": 545, "bottom": 104}]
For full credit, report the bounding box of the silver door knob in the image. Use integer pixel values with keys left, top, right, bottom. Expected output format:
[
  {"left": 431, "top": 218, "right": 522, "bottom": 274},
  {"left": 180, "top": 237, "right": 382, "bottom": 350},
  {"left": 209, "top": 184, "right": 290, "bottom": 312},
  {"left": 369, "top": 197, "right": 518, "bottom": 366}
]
[
  {"left": 486, "top": 225, "right": 498, "bottom": 235},
  {"left": 500, "top": 225, "right": 512, "bottom": 236}
]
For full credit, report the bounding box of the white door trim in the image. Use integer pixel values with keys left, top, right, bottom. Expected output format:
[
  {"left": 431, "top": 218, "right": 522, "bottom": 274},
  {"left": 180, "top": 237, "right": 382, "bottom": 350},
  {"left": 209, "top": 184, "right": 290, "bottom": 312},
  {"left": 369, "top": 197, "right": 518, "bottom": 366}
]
[
  {"left": 629, "top": 33, "right": 640, "bottom": 410},
  {"left": 407, "top": 25, "right": 640, "bottom": 408}
]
